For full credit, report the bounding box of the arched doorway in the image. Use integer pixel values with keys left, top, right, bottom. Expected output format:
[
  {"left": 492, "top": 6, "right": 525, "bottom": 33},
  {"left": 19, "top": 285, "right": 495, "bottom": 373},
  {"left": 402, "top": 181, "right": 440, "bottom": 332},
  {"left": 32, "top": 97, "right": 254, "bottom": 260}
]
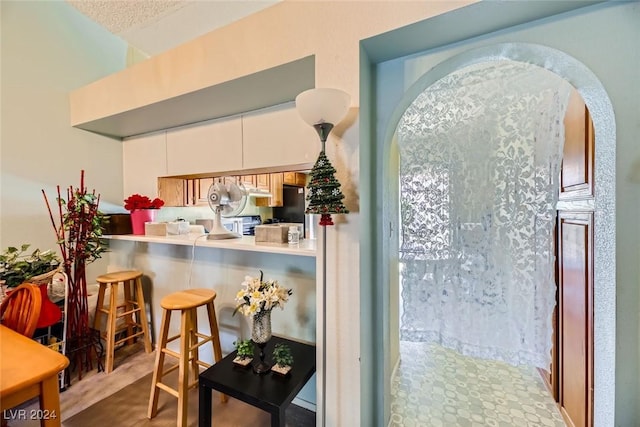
[{"left": 376, "top": 43, "right": 616, "bottom": 426}]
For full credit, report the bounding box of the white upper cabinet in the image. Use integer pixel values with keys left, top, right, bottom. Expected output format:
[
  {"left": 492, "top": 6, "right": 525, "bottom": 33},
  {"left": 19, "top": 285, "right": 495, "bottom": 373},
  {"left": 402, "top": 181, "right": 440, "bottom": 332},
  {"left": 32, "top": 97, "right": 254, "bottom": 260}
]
[
  {"left": 166, "top": 116, "right": 242, "bottom": 176},
  {"left": 123, "top": 131, "right": 167, "bottom": 198},
  {"left": 242, "top": 102, "right": 320, "bottom": 170}
]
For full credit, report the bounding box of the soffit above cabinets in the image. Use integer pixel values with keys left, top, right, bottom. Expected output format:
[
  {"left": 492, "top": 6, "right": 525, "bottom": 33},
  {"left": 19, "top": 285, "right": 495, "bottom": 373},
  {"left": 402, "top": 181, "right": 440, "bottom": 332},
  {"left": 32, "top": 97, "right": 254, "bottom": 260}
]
[{"left": 75, "top": 55, "right": 315, "bottom": 139}]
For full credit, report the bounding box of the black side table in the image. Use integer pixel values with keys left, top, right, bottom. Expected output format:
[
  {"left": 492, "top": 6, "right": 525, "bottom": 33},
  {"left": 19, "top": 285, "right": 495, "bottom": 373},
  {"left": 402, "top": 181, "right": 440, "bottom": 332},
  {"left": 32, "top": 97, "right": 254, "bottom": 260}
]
[{"left": 198, "top": 335, "right": 316, "bottom": 427}]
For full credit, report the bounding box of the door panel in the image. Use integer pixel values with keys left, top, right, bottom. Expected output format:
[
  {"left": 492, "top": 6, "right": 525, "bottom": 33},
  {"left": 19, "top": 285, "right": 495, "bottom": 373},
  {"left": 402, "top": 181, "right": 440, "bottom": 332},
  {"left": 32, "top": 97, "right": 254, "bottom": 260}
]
[
  {"left": 560, "top": 88, "right": 594, "bottom": 199},
  {"left": 557, "top": 212, "right": 593, "bottom": 427},
  {"left": 552, "top": 87, "right": 594, "bottom": 427}
]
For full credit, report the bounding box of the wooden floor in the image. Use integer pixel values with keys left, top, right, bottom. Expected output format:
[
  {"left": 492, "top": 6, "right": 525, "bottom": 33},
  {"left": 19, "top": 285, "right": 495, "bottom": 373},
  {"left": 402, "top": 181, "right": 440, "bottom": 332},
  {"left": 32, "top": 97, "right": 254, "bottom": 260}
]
[
  {"left": 4, "top": 342, "right": 154, "bottom": 426},
  {"left": 5, "top": 342, "right": 315, "bottom": 427}
]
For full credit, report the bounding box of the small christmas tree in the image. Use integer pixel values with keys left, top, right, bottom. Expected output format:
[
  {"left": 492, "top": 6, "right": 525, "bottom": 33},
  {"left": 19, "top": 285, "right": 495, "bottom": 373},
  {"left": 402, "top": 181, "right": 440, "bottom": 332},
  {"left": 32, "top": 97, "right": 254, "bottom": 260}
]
[{"left": 306, "top": 150, "right": 349, "bottom": 226}]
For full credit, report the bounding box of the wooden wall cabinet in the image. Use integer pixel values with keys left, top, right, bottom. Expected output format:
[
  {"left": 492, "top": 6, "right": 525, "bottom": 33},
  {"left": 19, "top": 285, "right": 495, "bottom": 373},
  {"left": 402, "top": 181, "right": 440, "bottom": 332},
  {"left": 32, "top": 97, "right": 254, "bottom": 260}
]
[
  {"left": 241, "top": 102, "right": 319, "bottom": 170},
  {"left": 283, "top": 172, "right": 307, "bottom": 186},
  {"left": 158, "top": 178, "right": 185, "bottom": 207},
  {"left": 123, "top": 132, "right": 167, "bottom": 198},
  {"left": 196, "top": 178, "right": 214, "bottom": 206},
  {"left": 256, "top": 174, "right": 270, "bottom": 190},
  {"left": 158, "top": 177, "right": 214, "bottom": 207},
  {"left": 238, "top": 175, "right": 256, "bottom": 188},
  {"left": 255, "top": 173, "right": 283, "bottom": 207},
  {"left": 166, "top": 116, "right": 242, "bottom": 176}
]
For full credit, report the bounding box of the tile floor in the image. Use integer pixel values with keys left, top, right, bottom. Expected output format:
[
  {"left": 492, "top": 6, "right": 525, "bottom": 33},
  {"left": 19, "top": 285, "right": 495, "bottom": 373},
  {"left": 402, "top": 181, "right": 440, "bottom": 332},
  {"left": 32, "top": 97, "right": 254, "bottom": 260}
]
[{"left": 390, "top": 341, "right": 566, "bottom": 427}]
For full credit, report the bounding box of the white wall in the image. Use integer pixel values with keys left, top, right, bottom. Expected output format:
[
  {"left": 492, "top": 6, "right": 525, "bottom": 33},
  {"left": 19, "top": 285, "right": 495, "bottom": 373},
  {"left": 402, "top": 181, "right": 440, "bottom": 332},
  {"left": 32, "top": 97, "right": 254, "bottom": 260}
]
[
  {"left": 373, "top": 2, "right": 639, "bottom": 425},
  {"left": 0, "top": 1, "right": 127, "bottom": 282}
]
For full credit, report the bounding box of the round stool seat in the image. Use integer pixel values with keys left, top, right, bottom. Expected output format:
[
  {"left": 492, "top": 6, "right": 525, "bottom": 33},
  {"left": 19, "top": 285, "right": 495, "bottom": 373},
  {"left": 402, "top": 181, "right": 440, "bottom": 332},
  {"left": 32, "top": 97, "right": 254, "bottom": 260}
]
[
  {"left": 96, "top": 270, "right": 142, "bottom": 284},
  {"left": 160, "top": 289, "right": 216, "bottom": 311}
]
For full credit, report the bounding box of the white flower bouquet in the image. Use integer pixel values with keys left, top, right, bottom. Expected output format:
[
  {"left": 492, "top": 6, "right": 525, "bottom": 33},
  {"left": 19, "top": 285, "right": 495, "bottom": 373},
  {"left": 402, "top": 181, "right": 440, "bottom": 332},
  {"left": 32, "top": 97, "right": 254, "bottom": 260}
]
[{"left": 234, "top": 270, "right": 292, "bottom": 316}]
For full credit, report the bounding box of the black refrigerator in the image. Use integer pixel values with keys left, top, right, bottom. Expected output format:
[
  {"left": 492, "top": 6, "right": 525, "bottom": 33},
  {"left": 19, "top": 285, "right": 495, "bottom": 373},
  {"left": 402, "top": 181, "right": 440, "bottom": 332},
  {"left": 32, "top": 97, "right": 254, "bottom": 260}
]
[{"left": 272, "top": 185, "right": 306, "bottom": 225}]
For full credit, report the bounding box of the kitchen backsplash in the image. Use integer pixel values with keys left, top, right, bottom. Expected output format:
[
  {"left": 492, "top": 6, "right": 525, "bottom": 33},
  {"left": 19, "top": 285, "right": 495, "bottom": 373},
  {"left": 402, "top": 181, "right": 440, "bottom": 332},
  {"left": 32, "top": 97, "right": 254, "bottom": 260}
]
[{"left": 155, "top": 206, "right": 273, "bottom": 224}]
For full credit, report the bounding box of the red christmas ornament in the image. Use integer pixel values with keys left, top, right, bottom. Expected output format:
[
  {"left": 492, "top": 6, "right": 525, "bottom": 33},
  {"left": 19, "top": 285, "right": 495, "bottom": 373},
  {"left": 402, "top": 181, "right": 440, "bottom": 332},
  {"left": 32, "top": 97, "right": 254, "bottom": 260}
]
[{"left": 319, "top": 214, "right": 334, "bottom": 226}]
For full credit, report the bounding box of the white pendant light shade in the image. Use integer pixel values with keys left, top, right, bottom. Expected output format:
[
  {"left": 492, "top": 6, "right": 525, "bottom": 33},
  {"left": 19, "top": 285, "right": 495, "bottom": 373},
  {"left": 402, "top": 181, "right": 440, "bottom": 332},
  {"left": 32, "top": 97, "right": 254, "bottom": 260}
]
[{"left": 295, "top": 88, "right": 351, "bottom": 126}]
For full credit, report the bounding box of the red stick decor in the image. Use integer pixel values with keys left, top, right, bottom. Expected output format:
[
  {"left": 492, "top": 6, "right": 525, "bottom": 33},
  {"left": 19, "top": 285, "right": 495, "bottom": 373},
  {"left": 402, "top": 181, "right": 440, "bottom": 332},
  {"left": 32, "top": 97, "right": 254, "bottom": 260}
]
[{"left": 42, "top": 170, "right": 107, "bottom": 379}]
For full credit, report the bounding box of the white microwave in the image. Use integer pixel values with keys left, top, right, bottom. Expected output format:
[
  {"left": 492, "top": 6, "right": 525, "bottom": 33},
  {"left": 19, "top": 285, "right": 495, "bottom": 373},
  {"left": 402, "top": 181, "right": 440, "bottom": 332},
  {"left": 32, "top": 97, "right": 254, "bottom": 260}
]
[
  {"left": 221, "top": 217, "right": 243, "bottom": 235},
  {"left": 196, "top": 218, "right": 243, "bottom": 235}
]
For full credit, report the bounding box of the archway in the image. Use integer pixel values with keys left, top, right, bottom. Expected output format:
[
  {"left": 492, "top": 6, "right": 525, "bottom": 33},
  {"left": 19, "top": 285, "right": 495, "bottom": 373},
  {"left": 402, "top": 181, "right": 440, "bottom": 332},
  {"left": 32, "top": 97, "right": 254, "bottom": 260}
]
[{"left": 376, "top": 42, "right": 616, "bottom": 425}]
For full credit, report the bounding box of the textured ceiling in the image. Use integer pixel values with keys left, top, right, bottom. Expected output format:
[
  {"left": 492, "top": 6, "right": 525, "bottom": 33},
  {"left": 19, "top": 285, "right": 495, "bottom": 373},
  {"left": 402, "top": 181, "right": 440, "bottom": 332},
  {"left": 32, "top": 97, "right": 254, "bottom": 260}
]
[
  {"left": 67, "top": 0, "right": 187, "bottom": 34},
  {"left": 67, "top": 0, "right": 279, "bottom": 56}
]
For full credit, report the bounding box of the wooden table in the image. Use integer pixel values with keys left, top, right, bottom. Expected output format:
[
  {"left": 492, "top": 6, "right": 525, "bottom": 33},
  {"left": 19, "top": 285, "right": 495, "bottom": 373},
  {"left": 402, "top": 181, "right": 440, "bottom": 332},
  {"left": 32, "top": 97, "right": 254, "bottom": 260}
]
[
  {"left": 198, "top": 335, "right": 315, "bottom": 427},
  {"left": 0, "top": 325, "right": 69, "bottom": 426}
]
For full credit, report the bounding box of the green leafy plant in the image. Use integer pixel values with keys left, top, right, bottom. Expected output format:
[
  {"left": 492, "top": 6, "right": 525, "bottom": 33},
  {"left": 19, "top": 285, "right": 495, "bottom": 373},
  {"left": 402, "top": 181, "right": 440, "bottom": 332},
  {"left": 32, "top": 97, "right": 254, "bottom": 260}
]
[
  {"left": 0, "top": 244, "right": 61, "bottom": 288},
  {"left": 234, "top": 339, "right": 254, "bottom": 360},
  {"left": 272, "top": 343, "right": 294, "bottom": 368}
]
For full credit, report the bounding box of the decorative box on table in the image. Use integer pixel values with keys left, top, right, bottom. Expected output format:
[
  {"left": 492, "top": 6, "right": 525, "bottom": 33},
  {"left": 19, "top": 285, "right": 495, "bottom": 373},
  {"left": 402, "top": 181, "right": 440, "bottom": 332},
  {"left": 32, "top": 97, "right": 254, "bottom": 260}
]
[
  {"left": 101, "top": 213, "right": 132, "bottom": 235},
  {"left": 144, "top": 221, "right": 191, "bottom": 236},
  {"left": 254, "top": 225, "right": 289, "bottom": 243}
]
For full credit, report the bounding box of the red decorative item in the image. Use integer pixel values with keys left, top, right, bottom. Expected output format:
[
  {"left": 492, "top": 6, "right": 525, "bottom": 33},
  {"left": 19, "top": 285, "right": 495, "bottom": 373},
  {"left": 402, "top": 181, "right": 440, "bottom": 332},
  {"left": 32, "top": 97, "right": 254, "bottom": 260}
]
[
  {"left": 130, "top": 209, "right": 157, "bottom": 235},
  {"left": 36, "top": 283, "right": 62, "bottom": 329},
  {"left": 124, "top": 194, "right": 164, "bottom": 211},
  {"left": 124, "top": 194, "right": 164, "bottom": 235},
  {"left": 319, "top": 214, "right": 334, "bottom": 226},
  {"left": 42, "top": 170, "right": 108, "bottom": 380}
]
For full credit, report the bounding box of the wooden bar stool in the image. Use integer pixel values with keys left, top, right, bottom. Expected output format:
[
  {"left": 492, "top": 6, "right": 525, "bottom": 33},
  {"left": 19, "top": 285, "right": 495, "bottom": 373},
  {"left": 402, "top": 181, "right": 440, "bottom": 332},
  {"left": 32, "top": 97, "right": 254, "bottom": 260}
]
[
  {"left": 148, "top": 288, "right": 225, "bottom": 427},
  {"left": 93, "top": 270, "right": 152, "bottom": 373}
]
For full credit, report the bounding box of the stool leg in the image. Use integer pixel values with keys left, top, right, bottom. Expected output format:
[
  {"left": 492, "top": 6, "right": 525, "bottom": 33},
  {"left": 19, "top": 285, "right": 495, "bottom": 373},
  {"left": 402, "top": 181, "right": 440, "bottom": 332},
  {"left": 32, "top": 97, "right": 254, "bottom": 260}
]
[
  {"left": 105, "top": 283, "right": 118, "bottom": 374},
  {"left": 135, "top": 277, "right": 152, "bottom": 353},
  {"left": 93, "top": 285, "right": 106, "bottom": 331},
  {"left": 148, "top": 309, "right": 171, "bottom": 419},
  {"left": 206, "top": 301, "right": 223, "bottom": 364},
  {"left": 122, "top": 280, "right": 135, "bottom": 346},
  {"left": 178, "top": 309, "right": 190, "bottom": 427},
  {"left": 189, "top": 308, "right": 199, "bottom": 385},
  {"left": 205, "top": 301, "right": 227, "bottom": 403}
]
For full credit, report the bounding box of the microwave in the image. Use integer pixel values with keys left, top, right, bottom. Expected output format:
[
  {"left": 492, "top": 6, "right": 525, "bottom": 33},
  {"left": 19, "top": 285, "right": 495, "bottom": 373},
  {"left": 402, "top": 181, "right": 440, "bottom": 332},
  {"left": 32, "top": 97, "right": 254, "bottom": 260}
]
[
  {"left": 196, "top": 216, "right": 261, "bottom": 236},
  {"left": 196, "top": 218, "right": 243, "bottom": 235},
  {"left": 221, "top": 217, "right": 243, "bottom": 235}
]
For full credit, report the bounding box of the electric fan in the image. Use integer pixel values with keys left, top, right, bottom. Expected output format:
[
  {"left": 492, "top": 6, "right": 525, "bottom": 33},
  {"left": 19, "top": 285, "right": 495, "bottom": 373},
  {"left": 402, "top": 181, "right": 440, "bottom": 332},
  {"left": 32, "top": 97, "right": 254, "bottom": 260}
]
[{"left": 206, "top": 179, "right": 248, "bottom": 240}]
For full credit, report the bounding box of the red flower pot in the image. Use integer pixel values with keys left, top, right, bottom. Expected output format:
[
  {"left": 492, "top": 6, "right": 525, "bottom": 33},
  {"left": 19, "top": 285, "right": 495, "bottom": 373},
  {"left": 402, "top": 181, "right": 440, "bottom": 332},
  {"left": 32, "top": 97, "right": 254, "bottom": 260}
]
[{"left": 130, "top": 209, "right": 157, "bottom": 235}]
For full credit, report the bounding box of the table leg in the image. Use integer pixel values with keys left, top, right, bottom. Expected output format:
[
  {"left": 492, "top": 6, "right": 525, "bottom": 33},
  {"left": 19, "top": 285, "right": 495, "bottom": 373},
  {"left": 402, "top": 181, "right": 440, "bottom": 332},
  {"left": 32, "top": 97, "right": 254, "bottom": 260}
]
[
  {"left": 271, "top": 407, "right": 285, "bottom": 427},
  {"left": 198, "top": 384, "right": 211, "bottom": 427},
  {"left": 39, "top": 376, "right": 61, "bottom": 427}
]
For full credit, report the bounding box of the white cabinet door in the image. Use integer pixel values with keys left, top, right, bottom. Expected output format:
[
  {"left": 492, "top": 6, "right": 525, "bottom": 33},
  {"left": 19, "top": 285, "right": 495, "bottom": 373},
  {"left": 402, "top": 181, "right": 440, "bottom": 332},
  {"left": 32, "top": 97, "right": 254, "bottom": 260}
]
[
  {"left": 242, "top": 102, "right": 320, "bottom": 170},
  {"left": 123, "top": 132, "right": 167, "bottom": 198},
  {"left": 166, "top": 116, "right": 242, "bottom": 176}
]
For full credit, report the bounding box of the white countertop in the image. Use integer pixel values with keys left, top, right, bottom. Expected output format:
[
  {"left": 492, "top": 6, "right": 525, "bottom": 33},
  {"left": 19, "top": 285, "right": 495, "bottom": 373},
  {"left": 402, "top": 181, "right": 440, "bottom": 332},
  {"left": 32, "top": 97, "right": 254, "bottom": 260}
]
[{"left": 103, "top": 233, "right": 317, "bottom": 257}]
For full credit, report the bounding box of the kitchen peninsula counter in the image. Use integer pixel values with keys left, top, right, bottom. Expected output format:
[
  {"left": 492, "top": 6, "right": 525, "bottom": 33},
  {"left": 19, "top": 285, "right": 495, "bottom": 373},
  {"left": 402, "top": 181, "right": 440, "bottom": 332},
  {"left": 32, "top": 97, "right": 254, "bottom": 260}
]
[
  {"left": 103, "top": 232, "right": 318, "bottom": 409},
  {"left": 103, "top": 234, "right": 316, "bottom": 257}
]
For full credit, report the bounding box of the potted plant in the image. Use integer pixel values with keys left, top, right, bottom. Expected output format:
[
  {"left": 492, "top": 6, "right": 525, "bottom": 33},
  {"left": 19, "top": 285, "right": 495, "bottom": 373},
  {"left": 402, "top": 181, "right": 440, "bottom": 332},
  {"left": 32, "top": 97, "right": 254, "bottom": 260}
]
[
  {"left": 43, "top": 170, "right": 108, "bottom": 378},
  {"left": 0, "top": 245, "right": 63, "bottom": 327},
  {"left": 233, "top": 270, "right": 293, "bottom": 374},
  {"left": 232, "top": 339, "right": 254, "bottom": 367},
  {"left": 0, "top": 244, "right": 61, "bottom": 288},
  {"left": 271, "top": 343, "right": 294, "bottom": 375},
  {"left": 124, "top": 193, "right": 165, "bottom": 235}
]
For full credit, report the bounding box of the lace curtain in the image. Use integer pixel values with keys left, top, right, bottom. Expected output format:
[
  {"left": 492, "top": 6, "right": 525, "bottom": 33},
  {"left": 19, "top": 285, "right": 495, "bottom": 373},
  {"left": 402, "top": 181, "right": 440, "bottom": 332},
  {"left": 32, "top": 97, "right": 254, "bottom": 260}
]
[{"left": 397, "top": 61, "right": 572, "bottom": 368}]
